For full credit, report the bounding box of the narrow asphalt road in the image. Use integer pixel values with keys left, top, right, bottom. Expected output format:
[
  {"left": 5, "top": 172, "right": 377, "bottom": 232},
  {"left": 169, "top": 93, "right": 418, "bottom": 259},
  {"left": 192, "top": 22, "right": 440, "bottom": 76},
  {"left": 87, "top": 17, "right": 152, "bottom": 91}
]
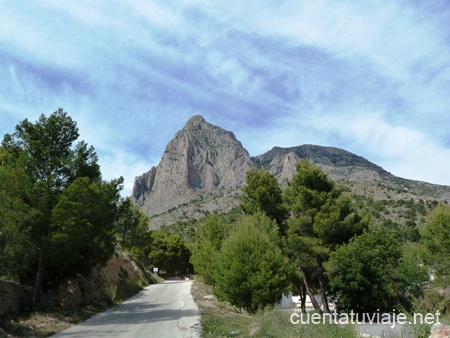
[{"left": 53, "top": 280, "right": 201, "bottom": 338}]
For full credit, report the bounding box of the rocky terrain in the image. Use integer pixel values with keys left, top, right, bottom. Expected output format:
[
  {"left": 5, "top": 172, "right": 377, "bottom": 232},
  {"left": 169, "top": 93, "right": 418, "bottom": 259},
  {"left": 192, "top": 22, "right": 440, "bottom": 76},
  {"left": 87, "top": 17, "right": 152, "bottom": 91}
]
[
  {"left": 132, "top": 115, "right": 253, "bottom": 228},
  {"left": 0, "top": 253, "right": 154, "bottom": 337},
  {"left": 133, "top": 115, "right": 450, "bottom": 227}
]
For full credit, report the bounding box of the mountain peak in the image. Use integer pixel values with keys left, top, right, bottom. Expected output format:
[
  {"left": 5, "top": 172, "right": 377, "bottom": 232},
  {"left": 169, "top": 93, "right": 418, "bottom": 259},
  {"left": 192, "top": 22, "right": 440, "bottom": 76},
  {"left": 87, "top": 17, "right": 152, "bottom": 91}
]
[
  {"left": 185, "top": 114, "right": 207, "bottom": 127},
  {"left": 132, "top": 115, "right": 253, "bottom": 226},
  {"left": 133, "top": 115, "right": 450, "bottom": 228}
]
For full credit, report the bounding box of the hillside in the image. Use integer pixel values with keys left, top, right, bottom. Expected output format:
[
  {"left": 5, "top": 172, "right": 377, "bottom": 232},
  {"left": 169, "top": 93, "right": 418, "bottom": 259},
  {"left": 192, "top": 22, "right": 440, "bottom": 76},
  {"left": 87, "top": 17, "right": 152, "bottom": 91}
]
[{"left": 132, "top": 115, "right": 450, "bottom": 227}]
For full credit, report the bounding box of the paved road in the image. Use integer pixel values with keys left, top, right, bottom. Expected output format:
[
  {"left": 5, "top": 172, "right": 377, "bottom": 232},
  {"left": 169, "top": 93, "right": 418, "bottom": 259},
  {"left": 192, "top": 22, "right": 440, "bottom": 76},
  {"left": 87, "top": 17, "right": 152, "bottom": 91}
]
[{"left": 53, "top": 280, "right": 201, "bottom": 338}]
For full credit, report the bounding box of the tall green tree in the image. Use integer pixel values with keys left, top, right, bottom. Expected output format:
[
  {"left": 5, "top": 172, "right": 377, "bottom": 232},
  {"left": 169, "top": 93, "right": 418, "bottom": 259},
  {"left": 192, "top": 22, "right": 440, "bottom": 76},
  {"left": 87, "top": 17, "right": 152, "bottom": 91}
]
[
  {"left": 190, "top": 214, "right": 228, "bottom": 286},
  {"left": 283, "top": 160, "right": 366, "bottom": 313},
  {"left": 148, "top": 231, "right": 192, "bottom": 275},
  {"left": 0, "top": 162, "right": 37, "bottom": 282},
  {"left": 240, "top": 168, "right": 288, "bottom": 233},
  {"left": 0, "top": 109, "right": 120, "bottom": 305},
  {"left": 116, "top": 198, "right": 149, "bottom": 252},
  {"left": 49, "top": 177, "right": 121, "bottom": 277},
  {"left": 419, "top": 204, "right": 450, "bottom": 286},
  {"left": 214, "top": 213, "right": 290, "bottom": 312},
  {"left": 325, "top": 225, "right": 403, "bottom": 313}
]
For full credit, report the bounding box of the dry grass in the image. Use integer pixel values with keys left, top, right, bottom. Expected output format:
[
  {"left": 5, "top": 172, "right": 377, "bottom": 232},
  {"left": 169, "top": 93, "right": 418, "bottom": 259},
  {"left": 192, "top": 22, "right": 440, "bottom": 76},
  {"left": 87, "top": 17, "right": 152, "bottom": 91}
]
[
  {"left": 0, "top": 305, "right": 108, "bottom": 337},
  {"left": 191, "top": 279, "right": 357, "bottom": 338}
]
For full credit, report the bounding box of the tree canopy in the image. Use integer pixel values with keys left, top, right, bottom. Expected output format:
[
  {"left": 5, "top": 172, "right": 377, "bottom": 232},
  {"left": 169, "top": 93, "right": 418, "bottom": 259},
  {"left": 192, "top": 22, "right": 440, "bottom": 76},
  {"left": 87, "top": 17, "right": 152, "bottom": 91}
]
[
  {"left": 0, "top": 109, "right": 122, "bottom": 305},
  {"left": 214, "top": 213, "right": 290, "bottom": 312},
  {"left": 187, "top": 160, "right": 445, "bottom": 317},
  {"left": 419, "top": 204, "right": 450, "bottom": 286},
  {"left": 284, "top": 159, "right": 366, "bottom": 312},
  {"left": 325, "top": 225, "right": 403, "bottom": 313},
  {"left": 240, "top": 168, "right": 288, "bottom": 232}
]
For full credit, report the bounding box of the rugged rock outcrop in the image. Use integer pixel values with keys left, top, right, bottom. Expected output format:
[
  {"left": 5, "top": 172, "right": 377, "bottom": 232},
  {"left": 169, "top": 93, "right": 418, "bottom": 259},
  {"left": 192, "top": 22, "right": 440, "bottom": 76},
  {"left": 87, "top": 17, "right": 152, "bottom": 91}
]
[
  {"left": 252, "top": 145, "right": 389, "bottom": 185},
  {"left": 133, "top": 115, "right": 450, "bottom": 227},
  {"left": 430, "top": 323, "right": 450, "bottom": 338},
  {"left": 0, "top": 281, "right": 32, "bottom": 316},
  {"left": 39, "top": 252, "right": 149, "bottom": 310},
  {"left": 133, "top": 115, "right": 253, "bottom": 226}
]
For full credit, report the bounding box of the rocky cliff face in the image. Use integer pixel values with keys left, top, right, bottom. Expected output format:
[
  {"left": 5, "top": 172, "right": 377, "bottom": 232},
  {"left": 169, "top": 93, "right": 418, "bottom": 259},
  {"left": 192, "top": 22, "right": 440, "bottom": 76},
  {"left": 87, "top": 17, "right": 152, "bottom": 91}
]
[
  {"left": 133, "top": 115, "right": 450, "bottom": 227},
  {"left": 133, "top": 115, "right": 253, "bottom": 226},
  {"left": 253, "top": 145, "right": 389, "bottom": 185}
]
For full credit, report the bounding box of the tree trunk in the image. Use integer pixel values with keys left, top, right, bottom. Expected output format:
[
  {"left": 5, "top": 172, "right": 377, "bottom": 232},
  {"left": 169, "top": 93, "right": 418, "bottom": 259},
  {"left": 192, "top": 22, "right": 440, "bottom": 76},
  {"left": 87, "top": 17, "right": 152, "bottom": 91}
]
[
  {"left": 300, "top": 281, "right": 306, "bottom": 312},
  {"left": 303, "top": 276, "right": 321, "bottom": 312},
  {"left": 121, "top": 228, "right": 127, "bottom": 249},
  {"left": 127, "top": 234, "right": 134, "bottom": 252},
  {"left": 33, "top": 251, "right": 45, "bottom": 307},
  {"left": 318, "top": 271, "right": 331, "bottom": 313}
]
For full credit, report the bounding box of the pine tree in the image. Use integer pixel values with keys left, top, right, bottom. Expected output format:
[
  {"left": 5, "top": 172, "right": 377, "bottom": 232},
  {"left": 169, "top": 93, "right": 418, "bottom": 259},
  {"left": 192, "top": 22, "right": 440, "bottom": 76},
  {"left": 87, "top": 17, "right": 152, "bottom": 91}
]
[
  {"left": 214, "top": 213, "right": 290, "bottom": 312},
  {"left": 0, "top": 109, "right": 121, "bottom": 305},
  {"left": 284, "top": 160, "right": 366, "bottom": 313}
]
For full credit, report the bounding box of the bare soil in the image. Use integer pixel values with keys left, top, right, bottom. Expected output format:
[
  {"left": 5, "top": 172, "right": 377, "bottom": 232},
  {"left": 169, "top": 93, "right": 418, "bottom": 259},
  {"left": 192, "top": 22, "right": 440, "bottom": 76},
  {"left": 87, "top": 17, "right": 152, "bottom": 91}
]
[{"left": 0, "top": 304, "right": 109, "bottom": 337}]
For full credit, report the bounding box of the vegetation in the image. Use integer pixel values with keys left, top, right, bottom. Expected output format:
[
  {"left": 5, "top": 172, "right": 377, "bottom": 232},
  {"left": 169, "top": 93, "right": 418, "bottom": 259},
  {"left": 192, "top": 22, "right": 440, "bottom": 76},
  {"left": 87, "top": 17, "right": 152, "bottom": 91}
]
[
  {"left": 0, "top": 109, "right": 192, "bottom": 313},
  {"left": 192, "top": 279, "right": 357, "bottom": 338},
  {"left": 190, "top": 157, "right": 450, "bottom": 334},
  {"left": 418, "top": 204, "right": 450, "bottom": 287},
  {"left": 239, "top": 168, "right": 288, "bottom": 232},
  {"left": 190, "top": 214, "right": 228, "bottom": 286},
  {"left": 214, "top": 213, "right": 290, "bottom": 312},
  {"left": 284, "top": 160, "right": 367, "bottom": 313},
  {"left": 0, "top": 110, "right": 122, "bottom": 305},
  {"left": 2, "top": 109, "right": 450, "bottom": 335},
  {"left": 325, "top": 225, "right": 404, "bottom": 313},
  {"left": 116, "top": 198, "right": 149, "bottom": 252},
  {"left": 147, "top": 230, "right": 192, "bottom": 275}
]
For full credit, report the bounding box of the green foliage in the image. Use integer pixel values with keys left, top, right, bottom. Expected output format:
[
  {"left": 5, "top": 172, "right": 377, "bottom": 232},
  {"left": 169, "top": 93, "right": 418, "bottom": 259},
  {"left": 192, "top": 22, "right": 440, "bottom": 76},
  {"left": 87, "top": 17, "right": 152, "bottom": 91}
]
[
  {"left": 0, "top": 109, "right": 122, "bottom": 302},
  {"left": 284, "top": 160, "right": 366, "bottom": 247},
  {"left": 214, "top": 214, "right": 290, "bottom": 312},
  {"left": 1, "top": 109, "right": 100, "bottom": 189},
  {"left": 284, "top": 160, "right": 367, "bottom": 311},
  {"left": 326, "top": 225, "right": 403, "bottom": 313},
  {"left": 148, "top": 231, "right": 192, "bottom": 275},
  {"left": 352, "top": 194, "right": 435, "bottom": 240},
  {"left": 240, "top": 168, "right": 288, "bottom": 232},
  {"left": 115, "top": 198, "right": 149, "bottom": 252},
  {"left": 192, "top": 159, "right": 433, "bottom": 316},
  {"left": 284, "top": 160, "right": 336, "bottom": 217},
  {"left": 419, "top": 204, "right": 450, "bottom": 286},
  {"left": 0, "top": 164, "right": 38, "bottom": 282},
  {"left": 191, "top": 240, "right": 219, "bottom": 285},
  {"left": 195, "top": 280, "right": 356, "bottom": 338},
  {"left": 190, "top": 214, "right": 228, "bottom": 285},
  {"left": 49, "top": 177, "right": 121, "bottom": 277},
  {"left": 396, "top": 242, "right": 429, "bottom": 306}
]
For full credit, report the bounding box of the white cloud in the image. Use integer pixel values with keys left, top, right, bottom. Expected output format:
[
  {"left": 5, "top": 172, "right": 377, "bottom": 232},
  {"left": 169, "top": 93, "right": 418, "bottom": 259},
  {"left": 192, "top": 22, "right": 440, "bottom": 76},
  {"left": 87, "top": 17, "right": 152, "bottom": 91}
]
[
  {"left": 1, "top": 0, "right": 450, "bottom": 193},
  {"left": 315, "top": 112, "right": 450, "bottom": 185},
  {"left": 98, "top": 148, "right": 156, "bottom": 197}
]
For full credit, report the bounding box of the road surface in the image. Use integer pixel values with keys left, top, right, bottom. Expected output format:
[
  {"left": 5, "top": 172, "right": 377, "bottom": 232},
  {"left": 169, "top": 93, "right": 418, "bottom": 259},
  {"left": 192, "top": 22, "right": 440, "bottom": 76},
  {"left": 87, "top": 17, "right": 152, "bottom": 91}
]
[{"left": 53, "top": 280, "right": 201, "bottom": 338}]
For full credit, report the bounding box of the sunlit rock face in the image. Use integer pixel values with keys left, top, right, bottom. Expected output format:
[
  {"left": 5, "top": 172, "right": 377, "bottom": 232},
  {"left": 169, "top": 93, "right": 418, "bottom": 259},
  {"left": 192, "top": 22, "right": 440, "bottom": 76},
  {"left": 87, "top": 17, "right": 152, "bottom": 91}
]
[
  {"left": 132, "top": 115, "right": 253, "bottom": 226},
  {"left": 133, "top": 115, "right": 450, "bottom": 228}
]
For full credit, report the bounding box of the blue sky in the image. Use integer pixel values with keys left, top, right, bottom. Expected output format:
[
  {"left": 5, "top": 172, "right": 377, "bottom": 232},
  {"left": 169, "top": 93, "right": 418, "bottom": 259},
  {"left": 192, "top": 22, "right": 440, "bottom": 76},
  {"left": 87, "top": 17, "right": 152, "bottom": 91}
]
[{"left": 1, "top": 0, "right": 450, "bottom": 196}]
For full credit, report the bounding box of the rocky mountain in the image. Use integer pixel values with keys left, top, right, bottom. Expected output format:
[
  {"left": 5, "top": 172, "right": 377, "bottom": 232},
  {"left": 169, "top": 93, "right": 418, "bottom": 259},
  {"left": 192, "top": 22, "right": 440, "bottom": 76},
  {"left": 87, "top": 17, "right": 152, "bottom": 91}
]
[
  {"left": 133, "top": 115, "right": 450, "bottom": 227},
  {"left": 253, "top": 144, "right": 388, "bottom": 185},
  {"left": 132, "top": 115, "right": 253, "bottom": 227}
]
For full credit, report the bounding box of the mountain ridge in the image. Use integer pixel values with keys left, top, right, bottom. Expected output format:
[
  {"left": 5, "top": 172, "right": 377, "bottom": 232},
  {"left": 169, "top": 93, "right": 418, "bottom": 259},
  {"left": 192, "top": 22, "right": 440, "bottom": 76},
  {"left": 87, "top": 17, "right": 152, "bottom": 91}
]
[{"left": 132, "top": 115, "right": 450, "bottom": 227}]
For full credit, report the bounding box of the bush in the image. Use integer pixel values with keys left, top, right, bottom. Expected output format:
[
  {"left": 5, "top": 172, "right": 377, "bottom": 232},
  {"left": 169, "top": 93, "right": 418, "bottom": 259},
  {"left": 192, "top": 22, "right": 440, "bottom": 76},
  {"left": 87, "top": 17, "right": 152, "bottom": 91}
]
[{"left": 214, "top": 214, "right": 290, "bottom": 312}]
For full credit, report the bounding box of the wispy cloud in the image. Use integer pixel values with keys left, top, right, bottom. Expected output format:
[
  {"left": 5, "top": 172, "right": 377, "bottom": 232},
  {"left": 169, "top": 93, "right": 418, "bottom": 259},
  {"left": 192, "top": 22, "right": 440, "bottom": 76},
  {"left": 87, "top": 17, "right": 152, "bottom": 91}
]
[{"left": 1, "top": 0, "right": 450, "bottom": 194}]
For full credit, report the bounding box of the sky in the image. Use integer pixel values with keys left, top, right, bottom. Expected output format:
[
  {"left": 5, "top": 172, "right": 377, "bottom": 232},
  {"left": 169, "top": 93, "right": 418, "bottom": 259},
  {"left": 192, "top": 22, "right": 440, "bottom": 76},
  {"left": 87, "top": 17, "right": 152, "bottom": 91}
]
[{"left": 1, "top": 0, "right": 450, "bottom": 196}]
